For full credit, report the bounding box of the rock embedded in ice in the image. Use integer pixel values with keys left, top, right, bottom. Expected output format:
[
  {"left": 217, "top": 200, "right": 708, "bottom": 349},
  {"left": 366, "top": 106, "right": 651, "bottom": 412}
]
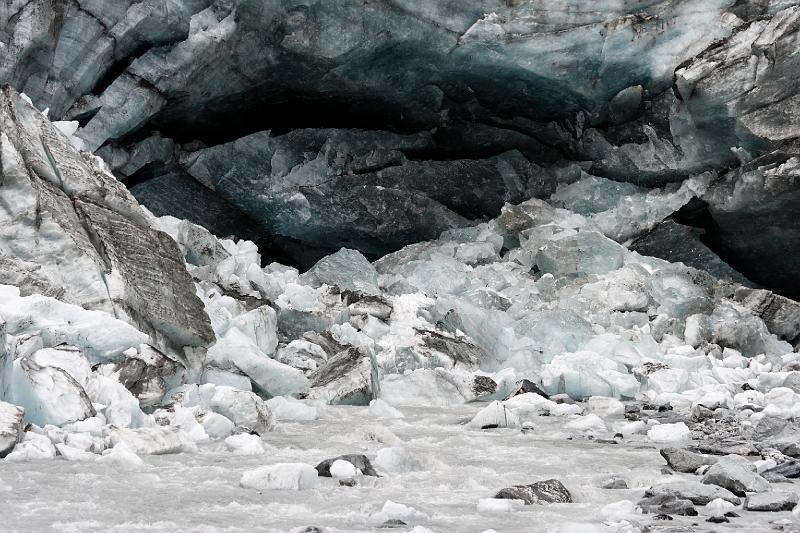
[
  {"left": 316, "top": 454, "right": 378, "bottom": 478},
  {"left": 224, "top": 433, "right": 266, "bottom": 455},
  {"left": 240, "top": 463, "right": 319, "bottom": 491},
  {"left": 647, "top": 422, "right": 691, "bottom": 443},
  {"left": 0, "top": 402, "right": 24, "bottom": 458},
  {"left": 660, "top": 447, "right": 717, "bottom": 473},
  {"left": 468, "top": 401, "right": 519, "bottom": 430},
  {"left": 701, "top": 455, "right": 771, "bottom": 496},
  {"left": 744, "top": 491, "right": 799, "bottom": 512},
  {"left": 494, "top": 479, "right": 572, "bottom": 505}
]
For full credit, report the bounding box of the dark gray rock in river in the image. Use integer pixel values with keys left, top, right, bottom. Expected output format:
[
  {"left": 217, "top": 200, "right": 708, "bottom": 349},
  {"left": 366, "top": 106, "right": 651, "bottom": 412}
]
[{"left": 494, "top": 479, "right": 572, "bottom": 505}]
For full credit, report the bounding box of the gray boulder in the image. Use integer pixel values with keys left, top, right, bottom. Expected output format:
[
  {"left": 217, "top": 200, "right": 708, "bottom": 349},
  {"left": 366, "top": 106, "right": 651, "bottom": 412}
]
[
  {"left": 701, "top": 455, "right": 771, "bottom": 496},
  {"left": 494, "top": 479, "right": 572, "bottom": 505}
]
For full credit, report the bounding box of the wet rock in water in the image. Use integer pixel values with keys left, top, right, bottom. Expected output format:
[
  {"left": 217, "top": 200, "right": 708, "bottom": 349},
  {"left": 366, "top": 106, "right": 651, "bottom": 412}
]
[
  {"left": 701, "top": 455, "right": 771, "bottom": 496},
  {"left": 316, "top": 454, "right": 379, "bottom": 477},
  {"left": 645, "top": 480, "right": 741, "bottom": 505},
  {"left": 307, "top": 347, "right": 374, "bottom": 405},
  {"left": 744, "top": 492, "right": 799, "bottom": 512},
  {"left": 763, "top": 461, "right": 800, "bottom": 479},
  {"left": 378, "top": 520, "right": 407, "bottom": 529},
  {"left": 0, "top": 401, "right": 25, "bottom": 457},
  {"left": 339, "top": 479, "right": 357, "bottom": 487},
  {"left": 494, "top": 479, "right": 572, "bottom": 505},
  {"left": 471, "top": 376, "right": 497, "bottom": 398},
  {"left": 660, "top": 447, "right": 717, "bottom": 473},
  {"left": 638, "top": 493, "right": 698, "bottom": 516}
]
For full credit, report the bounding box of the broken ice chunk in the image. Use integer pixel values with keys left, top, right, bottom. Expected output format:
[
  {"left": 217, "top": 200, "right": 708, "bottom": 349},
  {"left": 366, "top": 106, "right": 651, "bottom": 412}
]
[
  {"left": 536, "top": 231, "right": 626, "bottom": 276},
  {"left": 240, "top": 463, "right": 318, "bottom": 491},
  {"left": 301, "top": 248, "right": 380, "bottom": 294}
]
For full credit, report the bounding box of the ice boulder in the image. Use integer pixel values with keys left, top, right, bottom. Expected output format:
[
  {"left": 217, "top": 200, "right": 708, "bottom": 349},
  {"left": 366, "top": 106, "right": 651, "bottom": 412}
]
[
  {"left": 240, "top": 463, "right": 319, "bottom": 491},
  {"left": 0, "top": 402, "right": 24, "bottom": 457},
  {"left": 468, "top": 401, "right": 519, "bottom": 429},
  {"left": 107, "top": 427, "right": 185, "bottom": 455},
  {"left": 0, "top": 292, "right": 149, "bottom": 363},
  {"left": 368, "top": 399, "right": 404, "bottom": 419},
  {"left": 375, "top": 446, "right": 423, "bottom": 473},
  {"left": 329, "top": 459, "right": 358, "bottom": 479},
  {"left": 536, "top": 231, "right": 626, "bottom": 276},
  {"left": 4, "top": 431, "right": 56, "bottom": 461},
  {"left": 224, "top": 433, "right": 266, "bottom": 455},
  {"left": 165, "top": 384, "right": 275, "bottom": 435},
  {"left": 648, "top": 423, "right": 692, "bottom": 443},
  {"left": 301, "top": 248, "right": 380, "bottom": 294},
  {"left": 541, "top": 352, "right": 640, "bottom": 400},
  {"left": 6, "top": 358, "right": 96, "bottom": 427},
  {"left": 265, "top": 397, "right": 319, "bottom": 421}
]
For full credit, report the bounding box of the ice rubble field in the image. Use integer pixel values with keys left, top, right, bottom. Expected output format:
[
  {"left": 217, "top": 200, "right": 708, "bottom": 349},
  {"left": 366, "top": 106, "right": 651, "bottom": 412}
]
[
  {"left": 3, "top": 196, "right": 800, "bottom": 532},
  {"left": 2, "top": 100, "right": 800, "bottom": 532}
]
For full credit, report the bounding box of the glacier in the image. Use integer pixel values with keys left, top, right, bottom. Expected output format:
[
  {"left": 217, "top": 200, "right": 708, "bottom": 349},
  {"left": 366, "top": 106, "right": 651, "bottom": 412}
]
[{"left": 0, "top": 2, "right": 800, "bottom": 532}]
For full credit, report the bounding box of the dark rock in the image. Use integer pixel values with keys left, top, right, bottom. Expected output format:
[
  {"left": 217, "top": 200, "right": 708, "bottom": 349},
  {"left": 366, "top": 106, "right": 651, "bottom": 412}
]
[
  {"left": 471, "top": 376, "right": 498, "bottom": 398},
  {"left": 763, "top": 460, "right": 800, "bottom": 479},
  {"left": 494, "top": 479, "right": 572, "bottom": 505},
  {"left": 638, "top": 493, "right": 698, "bottom": 516},
  {"left": 379, "top": 520, "right": 407, "bottom": 529},
  {"left": 707, "top": 515, "right": 729, "bottom": 523},
  {"left": 315, "top": 454, "right": 378, "bottom": 477},
  {"left": 505, "top": 379, "right": 549, "bottom": 400},
  {"left": 339, "top": 479, "right": 357, "bottom": 487}
]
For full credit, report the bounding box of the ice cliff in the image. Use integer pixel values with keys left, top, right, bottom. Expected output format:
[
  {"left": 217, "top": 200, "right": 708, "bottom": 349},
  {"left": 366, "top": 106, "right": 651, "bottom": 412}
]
[{"left": 1, "top": 0, "right": 798, "bottom": 296}]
